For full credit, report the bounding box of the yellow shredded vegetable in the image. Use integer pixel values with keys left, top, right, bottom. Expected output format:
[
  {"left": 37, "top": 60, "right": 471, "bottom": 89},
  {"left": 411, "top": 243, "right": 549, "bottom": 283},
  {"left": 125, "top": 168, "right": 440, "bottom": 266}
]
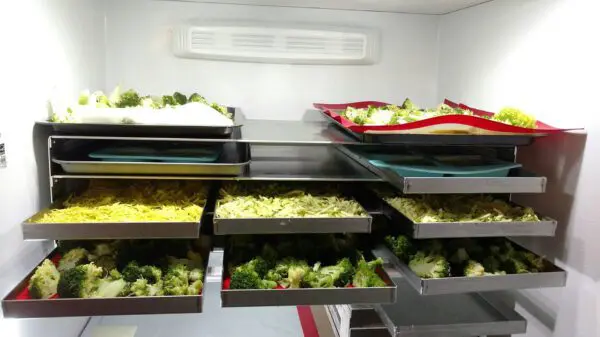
[{"left": 33, "top": 180, "right": 208, "bottom": 223}]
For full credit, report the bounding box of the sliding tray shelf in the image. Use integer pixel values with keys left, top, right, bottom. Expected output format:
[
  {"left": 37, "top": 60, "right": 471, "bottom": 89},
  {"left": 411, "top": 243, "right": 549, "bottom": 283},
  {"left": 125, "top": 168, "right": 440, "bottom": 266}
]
[
  {"left": 373, "top": 245, "right": 567, "bottom": 296},
  {"left": 2, "top": 249, "right": 207, "bottom": 318},
  {"left": 220, "top": 252, "right": 396, "bottom": 307},
  {"left": 338, "top": 146, "right": 547, "bottom": 194},
  {"left": 374, "top": 279, "right": 527, "bottom": 337},
  {"left": 213, "top": 215, "right": 372, "bottom": 235},
  {"left": 382, "top": 199, "right": 557, "bottom": 238}
]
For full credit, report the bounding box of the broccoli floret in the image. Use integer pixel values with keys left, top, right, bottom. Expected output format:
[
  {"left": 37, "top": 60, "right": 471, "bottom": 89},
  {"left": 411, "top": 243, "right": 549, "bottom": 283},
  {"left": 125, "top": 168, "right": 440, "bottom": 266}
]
[
  {"left": 173, "top": 92, "right": 188, "bottom": 105},
  {"left": 482, "top": 256, "right": 502, "bottom": 273},
  {"left": 130, "top": 278, "right": 164, "bottom": 297},
  {"left": 505, "top": 257, "right": 530, "bottom": 274},
  {"left": 187, "top": 279, "right": 204, "bottom": 295},
  {"left": 94, "top": 278, "right": 127, "bottom": 298},
  {"left": 492, "top": 107, "right": 537, "bottom": 129},
  {"left": 142, "top": 266, "right": 163, "bottom": 284},
  {"left": 245, "top": 257, "right": 269, "bottom": 278},
  {"left": 163, "top": 264, "right": 190, "bottom": 295},
  {"left": 287, "top": 265, "right": 310, "bottom": 288},
  {"left": 273, "top": 258, "right": 305, "bottom": 278},
  {"left": 58, "top": 248, "right": 89, "bottom": 272},
  {"left": 115, "top": 89, "right": 141, "bottom": 108},
  {"left": 331, "top": 258, "right": 355, "bottom": 287},
  {"left": 401, "top": 98, "right": 418, "bottom": 110},
  {"left": 121, "top": 261, "right": 144, "bottom": 282},
  {"left": 264, "top": 270, "right": 282, "bottom": 282},
  {"left": 518, "top": 251, "right": 545, "bottom": 272},
  {"left": 188, "top": 93, "right": 208, "bottom": 104},
  {"left": 385, "top": 235, "right": 414, "bottom": 262},
  {"left": 259, "top": 279, "right": 278, "bottom": 289},
  {"left": 408, "top": 251, "right": 450, "bottom": 279},
  {"left": 161, "top": 95, "right": 178, "bottom": 107},
  {"left": 211, "top": 103, "right": 232, "bottom": 118},
  {"left": 464, "top": 260, "right": 486, "bottom": 277},
  {"left": 57, "top": 263, "right": 104, "bottom": 298},
  {"left": 92, "top": 255, "right": 116, "bottom": 275},
  {"left": 28, "top": 259, "right": 60, "bottom": 299},
  {"left": 140, "top": 96, "right": 162, "bottom": 109},
  {"left": 230, "top": 266, "right": 261, "bottom": 289},
  {"left": 352, "top": 257, "right": 386, "bottom": 288},
  {"left": 302, "top": 271, "right": 334, "bottom": 288},
  {"left": 189, "top": 268, "right": 203, "bottom": 282}
]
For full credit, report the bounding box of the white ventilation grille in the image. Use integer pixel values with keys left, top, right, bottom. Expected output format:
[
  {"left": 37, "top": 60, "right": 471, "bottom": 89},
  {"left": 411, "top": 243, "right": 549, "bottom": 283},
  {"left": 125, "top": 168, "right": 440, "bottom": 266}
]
[{"left": 173, "top": 22, "right": 378, "bottom": 65}]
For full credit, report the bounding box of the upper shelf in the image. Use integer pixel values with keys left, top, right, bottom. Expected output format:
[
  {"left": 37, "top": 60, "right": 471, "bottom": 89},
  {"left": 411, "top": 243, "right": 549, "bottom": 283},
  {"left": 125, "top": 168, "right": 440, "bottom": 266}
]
[{"left": 157, "top": 0, "right": 492, "bottom": 15}]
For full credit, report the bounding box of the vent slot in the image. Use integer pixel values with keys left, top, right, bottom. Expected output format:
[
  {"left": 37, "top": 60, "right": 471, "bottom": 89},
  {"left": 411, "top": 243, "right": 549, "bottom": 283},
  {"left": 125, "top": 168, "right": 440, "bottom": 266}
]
[{"left": 173, "top": 22, "right": 378, "bottom": 65}]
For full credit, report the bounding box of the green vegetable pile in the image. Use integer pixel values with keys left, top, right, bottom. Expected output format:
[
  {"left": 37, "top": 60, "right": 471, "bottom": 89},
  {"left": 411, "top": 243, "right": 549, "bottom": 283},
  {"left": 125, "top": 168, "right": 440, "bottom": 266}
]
[
  {"left": 227, "top": 235, "right": 387, "bottom": 289},
  {"left": 32, "top": 180, "right": 208, "bottom": 223},
  {"left": 340, "top": 98, "right": 537, "bottom": 129},
  {"left": 51, "top": 85, "right": 231, "bottom": 122},
  {"left": 384, "top": 194, "right": 540, "bottom": 223},
  {"left": 215, "top": 183, "right": 367, "bottom": 218},
  {"left": 385, "top": 235, "right": 547, "bottom": 279},
  {"left": 27, "top": 240, "right": 205, "bottom": 299}
]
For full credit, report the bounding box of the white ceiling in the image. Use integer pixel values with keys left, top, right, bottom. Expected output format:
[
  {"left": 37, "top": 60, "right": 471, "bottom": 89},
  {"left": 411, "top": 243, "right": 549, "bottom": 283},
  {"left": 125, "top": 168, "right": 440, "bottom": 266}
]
[{"left": 160, "top": 0, "right": 495, "bottom": 15}]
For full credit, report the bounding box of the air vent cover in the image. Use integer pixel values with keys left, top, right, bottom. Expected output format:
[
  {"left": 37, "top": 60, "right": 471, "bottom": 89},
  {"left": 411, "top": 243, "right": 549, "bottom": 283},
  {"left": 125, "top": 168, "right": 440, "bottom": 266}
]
[{"left": 173, "top": 22, "right": 378, "bottom": 65}]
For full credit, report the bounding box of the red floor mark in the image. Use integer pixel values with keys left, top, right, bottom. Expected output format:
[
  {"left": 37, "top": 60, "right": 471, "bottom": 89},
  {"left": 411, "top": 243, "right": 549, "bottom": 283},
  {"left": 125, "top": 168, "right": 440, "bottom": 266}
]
[{"left": 297, "top": 306, "right": 320, "bottom": 337}]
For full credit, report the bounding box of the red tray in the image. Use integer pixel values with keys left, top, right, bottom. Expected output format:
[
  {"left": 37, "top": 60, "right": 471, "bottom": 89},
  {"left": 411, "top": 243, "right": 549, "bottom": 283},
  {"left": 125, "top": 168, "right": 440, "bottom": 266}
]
[{"left": 314, "top": 99, "right": 579, "bottom": 136}]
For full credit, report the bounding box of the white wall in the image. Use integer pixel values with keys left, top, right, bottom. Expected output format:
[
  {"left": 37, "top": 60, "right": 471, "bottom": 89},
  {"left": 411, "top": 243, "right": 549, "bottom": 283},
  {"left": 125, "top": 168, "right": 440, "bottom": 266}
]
[
  {"left": 103, "top": 0, "right": 440, "bottom": 120},
  {"left": 0, "top": 0, "right": 105, "bottom": 336},
  {"left": 438, "top": 1, "right": 600, "bottom": 336}
]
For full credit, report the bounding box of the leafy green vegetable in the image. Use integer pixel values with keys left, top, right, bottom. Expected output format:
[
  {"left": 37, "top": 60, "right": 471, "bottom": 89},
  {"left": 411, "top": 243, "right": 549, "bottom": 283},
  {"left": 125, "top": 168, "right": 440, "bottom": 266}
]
[
  {"left": 215, "top": 183, "right": 367, "bottom": 218},
  {"left": 384, "top": 194, "right": 540, "bottom": 223},
  {"left": 28, "top": 259, "right": 60, "bottom": 299}
]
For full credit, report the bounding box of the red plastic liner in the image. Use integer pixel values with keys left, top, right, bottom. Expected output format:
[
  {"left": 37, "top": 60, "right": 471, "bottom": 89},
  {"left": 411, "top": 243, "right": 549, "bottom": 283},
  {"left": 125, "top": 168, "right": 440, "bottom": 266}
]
[{"left": 314, "top": 100, "right": 579, "bottom": 135}]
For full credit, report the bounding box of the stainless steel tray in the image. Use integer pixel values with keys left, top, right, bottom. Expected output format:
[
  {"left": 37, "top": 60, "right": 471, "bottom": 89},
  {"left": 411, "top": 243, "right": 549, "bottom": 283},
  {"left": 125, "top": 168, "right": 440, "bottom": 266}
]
[
  {"left": 338, "top": 146, "right": 547, "bottom": 194},
  {"left": 213, "top": 216, "right": 372, "bottom": 235},
  {"left": 373, "top": 245, "right": 567, "bottom": 296},
  {"left": 374, "top": 279, "right": 527, "bottom": 337},
  {"left": 1, "top": 249, "right": 206, "bottom": 318},
  {"left": 220, "top": 251, "right": 397, "bottom": 307},
  {"left": 382, "top": 199, "right": 557, "bottom": 238},
  {"left": 22, "top": 204, "right": 205, "bottom": 240}
]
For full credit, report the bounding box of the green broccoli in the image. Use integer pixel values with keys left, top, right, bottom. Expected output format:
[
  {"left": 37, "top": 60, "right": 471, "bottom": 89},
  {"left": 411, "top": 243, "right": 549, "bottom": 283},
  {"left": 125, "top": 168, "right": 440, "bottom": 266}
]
[
  {"left": 163, "top": 264, "right": 190, "bottom": 295},
  {"left": 492, "top": 107, "right": 537, "bottom": 129},
  {"left": 385, "top": 235, "right": 414, "bottom": 262},
  {"left": 94, "top": 91, "right": 110, "bottom": 108},
  {"left": 130, "top": 278, "right": 164, "bottom": 297},
  {"left": 287, "top": 265, "right": 310, "bottom": 288},
  {"left": 139, "top": 96, "right": 162, "bottom": 109},
  {"left": 57, "top": 263, "right": 104, "bottom": 298},
  {"left": 188, "top": 93, "right": 208, "bottom": 104},
  {"left": 173, "top": 92, "right": 188, "bottom": 105},
  {"left": 464, "top": 260, "right": 486, "bottom": 277},
  {"left": 122, "top": 261, "right": 144, "bottom": 282},
  {"left": 92, "top": 255, "right": 117, "bottom": 275},
  {"left": 28, "top": 259, "right": 60, "bottom": 299},
  {"left": 504, "top": 257, "right": 530, "bottom": 274},
  {"left": 352, "top": 257, "right": 386, "bottom": 288},
  {"left": 401, "top": 98, "right": 418, "bottom": 111},
  {"left": 58, "top": 248, "right": 89, "bottom": 272},
  {"left": 408, "top": 251, "right": 450, "bottom": 279},
  {"left": 187, "top": 279, "right": 204, "bottom": 295},
  {"left": 189, "top": 268, "right": 203, "bottom": 282},
  {"left": 259, "top": 279, "right": 278, "bottom": 289},
  {"left": 94, "top": 277, "right": 127, "bottom": 298},
  {"left": 211, "top": 102, "right": 232, "bottom": 118},
  {"left": 230, "top": 266, "right": 262, "bottom": 289},
  {"left": 161, "top": 95, "right": 178, "bottom": 107},
  {"left": 115, "top": 89, "right": 141, "bottom": 108},
  {"left": 519, "top": 251, "right": 545, "bottom": 272},
  {"left": 245, "top": 257, "right": 269, "bottom": 278},
  {"left": 302, "top": 271, "right": 334, "bottom": 288},
  {"left": 482, "top": 256, "right": 502, "bottom": 273},
  {"left": 264, "top": 270, "right": 282, "bottom": 282}
]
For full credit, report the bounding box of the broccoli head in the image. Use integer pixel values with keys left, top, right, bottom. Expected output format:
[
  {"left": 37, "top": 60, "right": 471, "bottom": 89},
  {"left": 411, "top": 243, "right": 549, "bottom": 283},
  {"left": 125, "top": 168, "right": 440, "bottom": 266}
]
[
  {"left": 464, "top": 260, "right": 486, "bottom": 277},
  {"left": 408, "top": 251, "right": 450, "bottom": 279},
  {"left": 188, "top": 93, "right": 208, "bottom": 104},
  {"left": 352, "top": 257, "right": 386, "bottom": 288},
  {"left": 518, "top": 251, "right": 545, "bottom": 272},
  {"left": 259, "top": 280, "right": 278, "bottom": 289},
  {"left": 57, "top": 263, "right": 104, "bottom": 298},
  {"left": 187, "top": 279, "right": 204, "bottom": 295},
  {"left": 92, "top": 255, "right": 117, "bottom": 275},
  {"left": 287, "top": 265, "right": 310, "bottom": 288},
  {"left": 504, "top": 257, "right": 530, "bottom": 274},
  {"left": 28, "top": 259, "right": 60, "bottom": 299},
  {"left": 385, "top": 235, "right": 414, "bottom": 262},
  {"left": 122, "top": 261, "right": 144, "bottom": 282},
  {"left": 130, "top": 278, "right": 164, "bottom": 297},
  {"left": 115, "top": 89, "right": 141, "bottom": 108},
  {"left": 264, "top": 270, "right": 282, "bottom": 282},
  {"left": 492, "top": 107, "right": 537, "bottom": 129},
  {"left": 229, "top": 266, "right": 261, "bottom": 289},
  {"left": 94, "top": 277, "right": 127, "bottom": 298},
  {"left": 189, "top": 268, "right": 204, "bottom": 282},
  {"left": 245, "top": 257, "right": 269, "bottom": 278},
  {"left": 173, "top": 92, "right": 188, "bottom": 105},
  {"left": 482, "top": 256, "right": 502, "bottom": 273},
  {"left": 58, "top": 248, "right": 89, "bottom": 272},
  {"left": 161, "top": 95, "right": 178, "bottom": 107},
  {"left": 302, "top": 271, "right": 334, "bottom": 288},
  {"left": 401, "top": 98, "right": 419, "bottom": 111},
  {"left": 163, "top": 264, "right": 190, "bottom": 295}
]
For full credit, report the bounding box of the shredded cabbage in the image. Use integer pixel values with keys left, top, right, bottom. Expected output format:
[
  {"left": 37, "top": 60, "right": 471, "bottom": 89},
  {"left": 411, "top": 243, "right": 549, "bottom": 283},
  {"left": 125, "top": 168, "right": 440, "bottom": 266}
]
[
  {"left": 384, "top": 194, "right": 540, "bottom": 223},
  {"left": 215, "top": 183, "right": 367, "bottom": 218},
  {"left": 34, "top": 180, "right": 208, "bottom": 223}
]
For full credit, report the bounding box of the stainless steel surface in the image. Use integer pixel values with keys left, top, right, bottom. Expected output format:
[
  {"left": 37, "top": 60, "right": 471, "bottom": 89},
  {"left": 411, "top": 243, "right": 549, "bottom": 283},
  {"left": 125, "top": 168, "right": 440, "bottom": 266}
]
[
  {"left": 53, "top": 159, "right": 249, "bottom": 176},
  {"left": 374, "top": 278, "right": 526, "bottom": 337},
  {"left": 383, "top": 200, "right": 558, "bottom": 238},
  {"left": 1, "top": 249, "right": 208, "bottom": 318},
  {"left": 239, "top": 119, "right": 360, "bottom": 144},
  {"left": 373, "top": 245, "right": 567, "bottom": 296},
  {"left": 213, "top": 216, "right": 372, "bottom": 235},
  {"left": 22, "top": 219, "right": 201, "bottom": 240},
  {"left": 337, "top": 146, "right": 547, "bottom": 194}
]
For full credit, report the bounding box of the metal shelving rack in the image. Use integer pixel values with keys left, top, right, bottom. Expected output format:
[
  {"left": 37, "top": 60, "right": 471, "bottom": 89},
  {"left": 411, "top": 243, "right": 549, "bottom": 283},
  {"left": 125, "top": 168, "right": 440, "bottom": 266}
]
[{"left": 2, "top": 110, "right": 567, "bottom": 337}]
